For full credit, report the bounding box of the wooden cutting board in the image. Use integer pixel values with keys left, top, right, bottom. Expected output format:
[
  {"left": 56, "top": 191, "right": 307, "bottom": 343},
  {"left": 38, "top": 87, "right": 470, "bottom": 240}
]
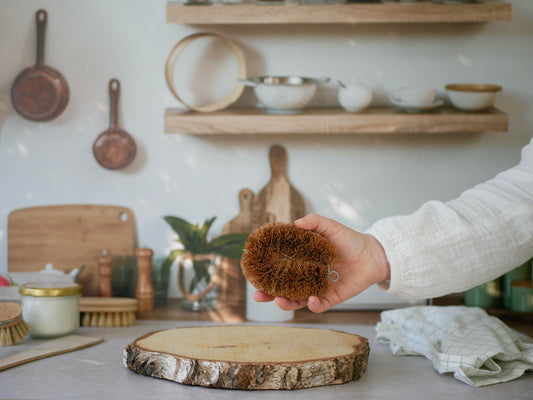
[
  {"left": 251, "top": 145, "right": 306, "bottom": 227},
  {"left": 124, "top": 326, "right": 369, "bottom": 390},
  {"left": 218, "top": 188, "right": 254, "bottom": 304},
  {"left": 8, "top": 205, "right": 136, "bottom": 296}
]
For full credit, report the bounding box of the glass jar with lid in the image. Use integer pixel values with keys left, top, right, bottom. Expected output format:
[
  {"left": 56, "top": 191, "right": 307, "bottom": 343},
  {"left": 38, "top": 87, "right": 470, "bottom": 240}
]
[{"left": 20, "top": 281, "right": 82, "bottom": 338}]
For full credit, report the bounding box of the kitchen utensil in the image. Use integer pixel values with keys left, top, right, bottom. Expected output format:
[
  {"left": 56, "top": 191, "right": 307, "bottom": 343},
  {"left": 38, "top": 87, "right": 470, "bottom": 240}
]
[
  {"left": 135, "top": 248, "right": 154, "bottom": 312},
  {"left": 445, "top": 83, "right": 502, "bottom": 111},
  {"left": 79, "top": 297, "right": 138, "bottom": 327},
  {"left": 0, "top": 334, "right": 103, "bottom": 371},
  {"left": 165, "top": 32, "right": 247, "bottom": 112},
  {"left": 11, "top": 9, "right": 69, "bottom": 121},
  {"left": 218, "top": 188, "right": 254, "bottom": 304},
  {"left": 93, "top": 79, "right": 137, "bottom": 170},
  {"left": 239, "top": 76, "right": 330, "bottom": 114},
  {"left": 98, "top": 254, "right": 113, "bottom": 297},
  {"left": 0, "top": 303, "right": 30, "bottom": 346},
  {"left": 251, "top": 144, "right": 306, "bottom": 227},
  {"left": 390, "top": 98, "right": 444, "bottom": 113},
  {"left": 7, "top": 205, "right": 136, "bottom": 296},
  {"left": 337, "top": 79, "right": 373, "bottom": 112},
  {"left": 389, "top": 87, "right": 437, "bottom": 106},
  {"left": 124, "top": 326, "right": 369, "bottom": 390}
]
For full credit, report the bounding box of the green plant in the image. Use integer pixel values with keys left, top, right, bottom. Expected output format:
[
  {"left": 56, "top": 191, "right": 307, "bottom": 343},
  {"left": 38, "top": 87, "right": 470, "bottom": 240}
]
[{"left": 162, "top": 216, "right": 248, "bottom": 293}]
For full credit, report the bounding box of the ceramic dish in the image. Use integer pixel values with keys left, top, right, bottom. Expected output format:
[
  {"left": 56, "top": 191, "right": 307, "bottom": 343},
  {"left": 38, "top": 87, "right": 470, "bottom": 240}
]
[
  {"left": 390, "top": 98, "right": 443, "bottom": 113},
  {"left": 239, "top": 76, "right": 330, "bottom": 114},
  {"left": 445, "top": 83, "right": 502, "bottom": 111}
]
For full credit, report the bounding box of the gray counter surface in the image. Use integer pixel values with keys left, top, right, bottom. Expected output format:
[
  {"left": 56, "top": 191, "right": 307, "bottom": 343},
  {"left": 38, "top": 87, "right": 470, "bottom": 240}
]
[{"left": 1, "top": 320, "right": 531, "bottom": 399}]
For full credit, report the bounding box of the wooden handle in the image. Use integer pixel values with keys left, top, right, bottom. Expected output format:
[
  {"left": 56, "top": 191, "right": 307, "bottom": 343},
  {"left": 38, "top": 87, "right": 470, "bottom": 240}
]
[
  {"left": 269, "top": 144, "right": 288, "bottom": 178},
  {"left": 135, "top": 248, "right": 154, "bottom": 312},
  {"left": 98, "top": 255, "right": 113, "bottom": 297},
  {"left": 35, "top": 9, "right": 47, "bottom": 66},
  {"left": 108, "top": 78, "right": 120, "bottom": 129}
]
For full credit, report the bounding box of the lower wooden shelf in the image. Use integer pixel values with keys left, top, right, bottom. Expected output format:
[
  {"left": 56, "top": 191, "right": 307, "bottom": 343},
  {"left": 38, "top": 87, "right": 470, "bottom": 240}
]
[{"left": 164, "top": 106, "right": 508, "bottom": 135}]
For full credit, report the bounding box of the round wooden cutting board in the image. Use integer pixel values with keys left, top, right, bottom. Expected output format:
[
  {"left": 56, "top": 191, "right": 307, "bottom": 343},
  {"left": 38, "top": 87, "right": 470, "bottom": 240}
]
[{"left": 123, "top": 326, "right": 369, "bottom": 390}]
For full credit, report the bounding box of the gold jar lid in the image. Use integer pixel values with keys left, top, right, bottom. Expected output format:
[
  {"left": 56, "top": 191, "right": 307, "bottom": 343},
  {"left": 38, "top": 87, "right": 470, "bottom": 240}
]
[{"left": 20, "top": 281, "right": 82, "bottom": 297}]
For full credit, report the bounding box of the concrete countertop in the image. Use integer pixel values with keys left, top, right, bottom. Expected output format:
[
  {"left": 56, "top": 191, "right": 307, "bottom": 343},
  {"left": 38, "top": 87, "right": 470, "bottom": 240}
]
[{"left": 1, "top": 319, "right": 531, "bottom": 400}]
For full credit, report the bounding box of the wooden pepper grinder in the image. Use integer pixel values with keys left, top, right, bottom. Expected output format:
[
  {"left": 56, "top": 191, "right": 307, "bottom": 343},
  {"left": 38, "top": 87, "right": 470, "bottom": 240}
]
[
  {"left": 135, "top": 248, "right": 154, "bottom": 312},
  {"left": 98, "top": 253, "right": 113, "bottom": 297}
]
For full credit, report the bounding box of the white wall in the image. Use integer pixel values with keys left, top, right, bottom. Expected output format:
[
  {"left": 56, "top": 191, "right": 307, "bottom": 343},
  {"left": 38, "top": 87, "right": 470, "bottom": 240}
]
[{"left": 1, "top": 1, "right": 531, "bottom": 299}]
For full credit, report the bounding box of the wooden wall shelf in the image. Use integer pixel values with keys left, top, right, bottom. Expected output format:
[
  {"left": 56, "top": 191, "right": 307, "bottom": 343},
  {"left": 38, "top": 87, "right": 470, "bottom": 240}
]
[
  {"left": 164, "top": 107, "right": 508, "bottom": 135},
  {"left": 166, "top": 1, "right": 511, "bottom": 25}
]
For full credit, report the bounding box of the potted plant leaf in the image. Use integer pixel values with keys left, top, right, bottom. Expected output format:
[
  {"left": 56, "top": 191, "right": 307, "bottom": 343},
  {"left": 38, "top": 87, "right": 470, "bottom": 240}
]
[{"left": 162, "top": 215, "right": 248, "bottom": 311}]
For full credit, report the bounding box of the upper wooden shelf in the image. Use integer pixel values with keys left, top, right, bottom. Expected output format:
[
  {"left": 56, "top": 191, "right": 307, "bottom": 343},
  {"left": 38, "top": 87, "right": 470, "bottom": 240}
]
[
  {"left": 164, "top": 107, "right": 508, "bottom": 135},
  {"left": 166, "top": 1, "right": 511, "bottom": 25}
]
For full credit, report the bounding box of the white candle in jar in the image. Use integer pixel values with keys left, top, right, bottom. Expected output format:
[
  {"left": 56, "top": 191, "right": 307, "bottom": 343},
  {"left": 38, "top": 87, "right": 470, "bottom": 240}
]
[{"left": 20, "top": 281, "right": 82, "bottom": 339}]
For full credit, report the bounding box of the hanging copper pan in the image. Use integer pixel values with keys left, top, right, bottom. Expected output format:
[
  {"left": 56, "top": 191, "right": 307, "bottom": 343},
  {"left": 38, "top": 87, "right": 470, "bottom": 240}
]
[
  {"left": 93, "top": 79, "right": 137, "bottom": 170},
  {"left": 11, "top": 9, "right": 69, "bottom": 122}
]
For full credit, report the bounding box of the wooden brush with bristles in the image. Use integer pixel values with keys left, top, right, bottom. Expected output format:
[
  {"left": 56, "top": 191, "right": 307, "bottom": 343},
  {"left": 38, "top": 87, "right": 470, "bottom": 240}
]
[
  {"left": 241, "top": 222, "right": 337, "bottom": 300},
  {"left": 79, "top": 297, "right": 138, "bottom": 327},
  {"left": 0, "top": 302, "right": 30, "bottom": 346}
]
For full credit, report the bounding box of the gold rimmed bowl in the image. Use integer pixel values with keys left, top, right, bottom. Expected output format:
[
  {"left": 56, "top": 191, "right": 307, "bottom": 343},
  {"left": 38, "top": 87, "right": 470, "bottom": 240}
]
[{"left": 445, "top": 83, "right": 502, "bottom": 111}]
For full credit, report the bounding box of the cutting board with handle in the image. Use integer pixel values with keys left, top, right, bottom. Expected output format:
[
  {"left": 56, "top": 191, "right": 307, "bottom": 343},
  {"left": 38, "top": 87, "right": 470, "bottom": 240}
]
[
  {"left": 124, "top": 326, "right": 369, "bottom": 390},
  {"left": 251, "top": 144, "right": 306, "bottom": 227},
  {"left": 8, "top": 205, "right": 136, "bottom": 296},
  {"left": 218, "top": 188, "right": 254, "bottom": 304}
]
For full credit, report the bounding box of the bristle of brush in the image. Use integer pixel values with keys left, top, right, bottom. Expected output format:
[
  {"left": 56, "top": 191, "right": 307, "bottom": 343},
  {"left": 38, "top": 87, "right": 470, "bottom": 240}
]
[
  {"left": 80, "top": 311, "right": 136, "bottom": 328},
  {"left": 241, "top": 222, "right": 336, "bottom": 300},
  {"left": 0, "top": 303, "right": 30, "bottom": 346}
]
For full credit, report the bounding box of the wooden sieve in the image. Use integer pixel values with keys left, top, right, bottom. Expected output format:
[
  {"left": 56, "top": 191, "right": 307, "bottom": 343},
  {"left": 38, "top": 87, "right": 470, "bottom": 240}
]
[{"left": 165, "top": 32, "right": 247, "bottom": 113}]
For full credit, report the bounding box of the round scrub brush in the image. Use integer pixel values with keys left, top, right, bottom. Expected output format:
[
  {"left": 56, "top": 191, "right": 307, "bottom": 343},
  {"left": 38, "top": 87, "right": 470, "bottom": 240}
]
[
  {"left": 0, "top": 302, "right": 30, "bottom": 346},
  {"left": 241, "top": 222, "right": 337, "bottom": 300}
]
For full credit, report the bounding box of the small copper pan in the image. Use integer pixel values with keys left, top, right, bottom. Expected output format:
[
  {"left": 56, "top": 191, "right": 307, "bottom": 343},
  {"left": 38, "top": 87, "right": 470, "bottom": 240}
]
[
  {"left": 93, "top": 79, "right": 137, "bottom": 170},
  {"left": 11, "top": 9, "right": 69, "bottom": 122}
]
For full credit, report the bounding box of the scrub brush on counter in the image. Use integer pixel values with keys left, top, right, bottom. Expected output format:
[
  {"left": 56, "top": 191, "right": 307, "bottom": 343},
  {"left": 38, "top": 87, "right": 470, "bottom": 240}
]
[
  {"left": 0, "top": 302, "right": 30, "bottom": 346},
  {"left": 80, "top": 297, "right": 138, "bottom": 327}
]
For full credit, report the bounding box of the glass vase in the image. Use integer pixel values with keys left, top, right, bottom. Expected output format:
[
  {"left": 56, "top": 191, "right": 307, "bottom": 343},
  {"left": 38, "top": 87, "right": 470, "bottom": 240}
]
[{"left": 178, "top": 253, "right": 220, "bottom": 311}]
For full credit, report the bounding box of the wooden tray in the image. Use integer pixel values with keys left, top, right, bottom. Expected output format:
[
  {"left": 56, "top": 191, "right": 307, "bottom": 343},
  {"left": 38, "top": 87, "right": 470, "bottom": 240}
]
[{"left": 124, "top": 325, "right": 369, "bottom": 390}]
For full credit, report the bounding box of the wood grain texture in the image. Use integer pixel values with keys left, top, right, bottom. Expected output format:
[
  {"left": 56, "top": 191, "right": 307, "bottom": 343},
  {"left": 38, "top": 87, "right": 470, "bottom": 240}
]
[
  {"left": 123, "top": 326, "right": 369, "bottom": 390},
  {"left": 218, "top": 188, "right": 254, "bottom": 304},
  {"left": 7, "top": 205, "right": 136, "bottom": 296},
  {"left": 166, "top": 1, "right": 511, "bottom": 24},
  {"left": 0, "top": 335, "right": 103, "bottom": 371},
  {"left": 165, "top": 107, "right": 509, "bottom": 135},
  {"left": 251, "top": 145, "right": 305, "bottom": 227}
]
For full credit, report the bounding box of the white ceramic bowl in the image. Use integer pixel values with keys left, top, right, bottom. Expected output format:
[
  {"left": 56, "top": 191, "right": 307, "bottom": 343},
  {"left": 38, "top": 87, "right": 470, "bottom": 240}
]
[
  {"left": 445, "top": 84, "right": 502, "bottom": 111},
  {"left": 240, "top": 76, "right": 329, "bottom": 114}
]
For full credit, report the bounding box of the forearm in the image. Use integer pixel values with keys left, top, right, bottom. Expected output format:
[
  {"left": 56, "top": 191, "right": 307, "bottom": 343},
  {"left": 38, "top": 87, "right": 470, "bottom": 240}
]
[{"left": 366, "top": 140, "right": 533, "bottom": 300}]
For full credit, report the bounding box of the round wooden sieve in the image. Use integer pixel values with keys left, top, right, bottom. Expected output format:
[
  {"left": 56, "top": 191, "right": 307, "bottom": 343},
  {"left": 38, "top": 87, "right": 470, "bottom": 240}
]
[
  {"left": 93, "top": 79, "right": 137, "bottom": 170},
  {"left": 165, "top": 32, "right": 247, "bottom": 113},
  {"left": 11, "top": 9, "right": 69, "bottom": 122}
]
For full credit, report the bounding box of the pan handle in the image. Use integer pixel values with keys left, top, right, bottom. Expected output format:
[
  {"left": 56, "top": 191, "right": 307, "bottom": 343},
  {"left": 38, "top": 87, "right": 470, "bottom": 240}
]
[
  {"left": 108, "top": 79, "right": 120, "bottom": 129},
  {"left": 35, "top": 9, "right": 47, "bottom": 66}
]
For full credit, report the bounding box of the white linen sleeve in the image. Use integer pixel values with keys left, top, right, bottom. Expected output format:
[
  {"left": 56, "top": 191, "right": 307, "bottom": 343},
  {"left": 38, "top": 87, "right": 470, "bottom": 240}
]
[{"left": 366, "top": 137, "right": 533, "bottom": 300}]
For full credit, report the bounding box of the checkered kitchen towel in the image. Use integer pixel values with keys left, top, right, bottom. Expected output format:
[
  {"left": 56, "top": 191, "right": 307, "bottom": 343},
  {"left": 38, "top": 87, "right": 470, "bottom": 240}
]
[{"left": 375, "top": 306, "right": 533, "bottom": 387}]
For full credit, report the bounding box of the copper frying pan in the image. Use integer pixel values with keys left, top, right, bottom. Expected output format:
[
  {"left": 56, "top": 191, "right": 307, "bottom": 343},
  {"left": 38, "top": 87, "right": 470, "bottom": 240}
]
[
  {"left": 92, "top": 79, "right": 137, "bottom": 170},
  {"left": 11, "top": 9, "right": 69, "bottom": 122}
]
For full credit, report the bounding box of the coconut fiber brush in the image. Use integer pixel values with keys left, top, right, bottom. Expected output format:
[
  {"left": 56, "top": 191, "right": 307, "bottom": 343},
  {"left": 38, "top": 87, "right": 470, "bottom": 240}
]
[
  {"left": 241, "top": 222, "right": 338, "bottom": 300},
  {"left": 0, "top": 302, "right": 30, "bottom": 346}
]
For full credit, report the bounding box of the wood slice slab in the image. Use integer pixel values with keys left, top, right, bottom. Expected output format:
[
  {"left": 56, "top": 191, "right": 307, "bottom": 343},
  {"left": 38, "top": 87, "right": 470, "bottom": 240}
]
[{"left": 123, "top": 326, "right": 369, "bottom": 390}]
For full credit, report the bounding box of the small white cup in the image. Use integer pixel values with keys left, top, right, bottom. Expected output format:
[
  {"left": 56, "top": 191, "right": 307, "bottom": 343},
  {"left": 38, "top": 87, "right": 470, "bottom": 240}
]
[
  {"left": 390, "top": 87, "right": 436, "bottom": 106},
  {"left": 245, "top": 282, "right": 294, "bottom": 322}
]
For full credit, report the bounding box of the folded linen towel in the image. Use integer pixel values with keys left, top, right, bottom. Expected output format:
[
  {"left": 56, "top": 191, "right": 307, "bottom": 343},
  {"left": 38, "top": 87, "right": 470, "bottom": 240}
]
[{"left": 376, "top": 306, "right": 533, "bottom": 387}]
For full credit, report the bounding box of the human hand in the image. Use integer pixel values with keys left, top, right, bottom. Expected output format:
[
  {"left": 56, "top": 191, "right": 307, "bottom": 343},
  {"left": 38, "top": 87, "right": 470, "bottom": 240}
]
[{"left": 253, "top": 213, "right": 390, "bottom": 313}]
